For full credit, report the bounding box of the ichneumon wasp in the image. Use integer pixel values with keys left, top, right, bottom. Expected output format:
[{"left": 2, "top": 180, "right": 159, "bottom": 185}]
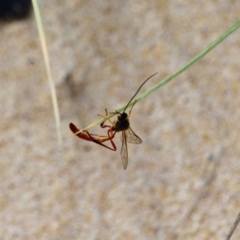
[{"left": 70, "top": 72, "right": 157, "bottom": 169}]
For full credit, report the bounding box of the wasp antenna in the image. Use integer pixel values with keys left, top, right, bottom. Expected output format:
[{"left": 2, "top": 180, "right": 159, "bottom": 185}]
[{"left": 123, "top": 72, "right": 157, "bottom": 113}]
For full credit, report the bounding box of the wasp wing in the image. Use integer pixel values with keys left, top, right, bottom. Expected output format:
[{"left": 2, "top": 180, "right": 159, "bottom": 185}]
[
  {"left": 125, "top": 127, "right": 142, "bottom": 144},
  {"left": 120, "top": 130, "right": 128, "bottom": 170}
]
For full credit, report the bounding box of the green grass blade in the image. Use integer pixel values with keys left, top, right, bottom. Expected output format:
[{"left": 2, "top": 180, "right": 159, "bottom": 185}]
[{"left": 81, "top": 19, "right": 240, "bottom": 132}]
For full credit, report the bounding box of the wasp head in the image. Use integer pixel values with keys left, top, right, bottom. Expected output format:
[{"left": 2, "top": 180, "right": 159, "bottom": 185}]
[{"left": 118, "top": 112, "right": 128, "bottom": 121}]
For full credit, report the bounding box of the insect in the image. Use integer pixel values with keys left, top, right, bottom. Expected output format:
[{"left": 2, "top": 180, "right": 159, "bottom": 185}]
[{"left": 70, "top": 72, "right": 157, "bottom": 169}]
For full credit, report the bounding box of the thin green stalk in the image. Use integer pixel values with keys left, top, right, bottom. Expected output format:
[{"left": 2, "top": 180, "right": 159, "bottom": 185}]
[
  {"left": 81, "top": 19, "right": 240, "bottom": 132},
  {"left": 32, "top": 0, "right": 62, "bottom": 144}
]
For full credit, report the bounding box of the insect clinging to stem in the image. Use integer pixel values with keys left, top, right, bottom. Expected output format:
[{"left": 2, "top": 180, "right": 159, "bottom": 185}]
[{"left": 69, "top": 72, "right": 157, "bottom": 170}]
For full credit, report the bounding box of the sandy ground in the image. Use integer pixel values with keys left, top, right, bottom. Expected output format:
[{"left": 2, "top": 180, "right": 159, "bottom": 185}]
[{"left": 1, "top": 1, "right": 240, "bottom": 239}]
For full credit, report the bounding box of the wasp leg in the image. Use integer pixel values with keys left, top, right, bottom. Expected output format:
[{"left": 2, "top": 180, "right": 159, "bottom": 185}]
[
  {"left": 85, "top": 128, "right": 117, "bottom": 151},
  {"left": 99, "top": 108, "right": 115, "bottom": 129}
]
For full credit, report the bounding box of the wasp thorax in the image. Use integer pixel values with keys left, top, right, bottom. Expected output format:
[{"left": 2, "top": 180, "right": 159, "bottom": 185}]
[{"left": 115, "top": 112, "right": 129, "bottom": 132}]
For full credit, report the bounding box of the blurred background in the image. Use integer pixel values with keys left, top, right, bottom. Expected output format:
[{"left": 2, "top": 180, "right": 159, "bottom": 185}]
[{"left": 1, "top": 1, "right": 240, "bottom": 239}]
